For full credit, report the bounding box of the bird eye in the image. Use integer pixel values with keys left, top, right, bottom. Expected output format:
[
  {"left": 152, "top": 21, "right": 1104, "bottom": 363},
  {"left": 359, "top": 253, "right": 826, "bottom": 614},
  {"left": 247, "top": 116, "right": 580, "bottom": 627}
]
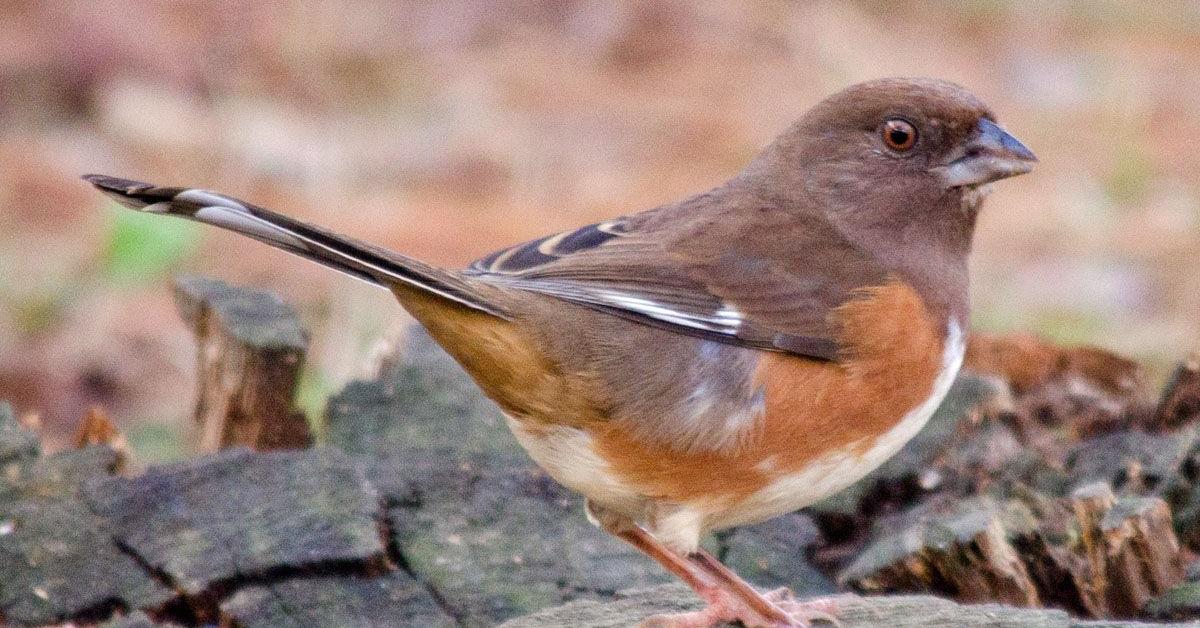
[{"left": 882, "top": 119, "right": 917, "bottom": 152}]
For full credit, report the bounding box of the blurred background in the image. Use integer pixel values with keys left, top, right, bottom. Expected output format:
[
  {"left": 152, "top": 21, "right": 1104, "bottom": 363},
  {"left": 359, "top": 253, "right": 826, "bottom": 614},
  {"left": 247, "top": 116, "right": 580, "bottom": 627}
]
[{"left": 1, "top": 0, "right": 1197, "bottom": 459}]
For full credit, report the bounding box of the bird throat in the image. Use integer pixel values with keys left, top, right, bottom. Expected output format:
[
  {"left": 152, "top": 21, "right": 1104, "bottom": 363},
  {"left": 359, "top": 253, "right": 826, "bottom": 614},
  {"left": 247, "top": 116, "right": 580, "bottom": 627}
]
[{"left": 959, "top": 183, "right": 993, "bottom": 214}]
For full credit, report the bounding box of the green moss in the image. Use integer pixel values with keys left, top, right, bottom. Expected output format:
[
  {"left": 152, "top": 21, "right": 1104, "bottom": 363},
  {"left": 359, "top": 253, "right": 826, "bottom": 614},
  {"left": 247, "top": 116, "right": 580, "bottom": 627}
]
[
  {"left": 1145, "top": 581, "right": 1200, "bottom": 619},
  {"left": 126, "top": 423, "right": 185, "bottom": 463},
  {"left": 296, "top": 366, "right": 333, "bottom": 444},
  {"left": 100, "top": 204, "right": 201, "bottom": 284}
]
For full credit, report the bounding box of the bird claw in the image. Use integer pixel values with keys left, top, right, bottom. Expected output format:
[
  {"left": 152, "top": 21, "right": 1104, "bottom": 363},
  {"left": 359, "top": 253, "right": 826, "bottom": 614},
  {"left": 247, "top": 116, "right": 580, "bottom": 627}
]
[
  {"left": 638, "top": 588, "right": 841, "bottom": 628},
  {"left": 764, "top": 589, "right": 842, "bottom": 627}
]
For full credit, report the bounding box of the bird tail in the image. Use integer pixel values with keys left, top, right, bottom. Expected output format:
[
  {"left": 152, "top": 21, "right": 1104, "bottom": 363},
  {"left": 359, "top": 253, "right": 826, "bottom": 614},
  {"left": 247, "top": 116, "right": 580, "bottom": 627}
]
[{"left": 83, "top": 175, "right": 509, "bottom": 318}]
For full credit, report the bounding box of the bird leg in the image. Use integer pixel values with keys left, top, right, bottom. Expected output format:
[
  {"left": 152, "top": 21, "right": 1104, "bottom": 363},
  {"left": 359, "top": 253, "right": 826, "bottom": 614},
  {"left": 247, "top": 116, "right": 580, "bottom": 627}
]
[
  {"left": 588, "top": 502, "right": 831, "bottom": 627},
  {"left": 689, "top": 550, "right": 840, "bottom": 627},
  {"left": 689, "top": 549, "right": 796, "bottom": 619},
  {"left": 612, "top": 524, "right": 792, "bottom": 627}
]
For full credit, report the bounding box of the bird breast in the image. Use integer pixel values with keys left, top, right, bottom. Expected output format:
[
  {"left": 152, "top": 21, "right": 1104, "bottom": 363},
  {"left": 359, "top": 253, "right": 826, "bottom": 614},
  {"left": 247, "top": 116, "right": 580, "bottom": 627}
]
[
  {"left": 585, "top": 281, "right": 963, "bottom": 534},
  {"left": 711, "top": 316, "right": 964, "bottom": 530}
]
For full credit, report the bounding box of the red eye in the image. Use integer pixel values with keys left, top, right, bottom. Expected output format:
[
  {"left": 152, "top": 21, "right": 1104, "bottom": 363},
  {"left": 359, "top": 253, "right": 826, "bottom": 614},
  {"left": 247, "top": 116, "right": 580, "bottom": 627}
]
[{"left": 882, "top": 119, "right": 917, "bottom": 152}]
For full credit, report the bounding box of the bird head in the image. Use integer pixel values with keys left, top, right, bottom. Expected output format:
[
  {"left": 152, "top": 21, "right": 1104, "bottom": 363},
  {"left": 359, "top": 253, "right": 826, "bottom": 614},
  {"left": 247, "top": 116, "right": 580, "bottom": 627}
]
[{"left": 747, "top": 77, "right": 1036, "bottom": 226}]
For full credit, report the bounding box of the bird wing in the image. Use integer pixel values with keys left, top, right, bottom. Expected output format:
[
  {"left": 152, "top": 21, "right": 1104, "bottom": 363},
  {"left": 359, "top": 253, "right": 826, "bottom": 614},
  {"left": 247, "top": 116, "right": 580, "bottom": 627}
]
[{"left": 465, "top": 206, "right": 887, "bottom": 362}]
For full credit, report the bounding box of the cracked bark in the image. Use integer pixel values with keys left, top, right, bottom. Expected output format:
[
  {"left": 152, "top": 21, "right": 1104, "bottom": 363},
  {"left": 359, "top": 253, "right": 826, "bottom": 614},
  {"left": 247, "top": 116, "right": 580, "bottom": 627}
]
[{"left": 378, "top": 497, "right": 467, "bottom": 628}]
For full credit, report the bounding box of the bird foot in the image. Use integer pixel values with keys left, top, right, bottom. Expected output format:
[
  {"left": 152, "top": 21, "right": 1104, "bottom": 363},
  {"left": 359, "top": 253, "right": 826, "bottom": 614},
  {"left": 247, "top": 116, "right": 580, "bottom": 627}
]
[
  {"left": 637, "top": 588, "right": 841, "bottom": 628},
  {"left": 763, "top": 588, "right": 841, "bottom": 627}
]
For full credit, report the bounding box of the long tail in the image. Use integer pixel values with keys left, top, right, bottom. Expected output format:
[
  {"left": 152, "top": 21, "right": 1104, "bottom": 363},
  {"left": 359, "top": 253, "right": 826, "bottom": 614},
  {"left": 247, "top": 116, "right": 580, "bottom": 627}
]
[{"left": 83, "top": 175, "right": 509, "bottom": 318}]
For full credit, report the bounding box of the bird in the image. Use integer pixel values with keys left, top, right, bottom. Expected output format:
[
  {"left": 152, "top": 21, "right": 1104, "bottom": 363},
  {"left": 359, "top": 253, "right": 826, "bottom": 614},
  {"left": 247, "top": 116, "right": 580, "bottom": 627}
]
[{"left": 84, "top": 77, "right": 1036, "bottom": 627}]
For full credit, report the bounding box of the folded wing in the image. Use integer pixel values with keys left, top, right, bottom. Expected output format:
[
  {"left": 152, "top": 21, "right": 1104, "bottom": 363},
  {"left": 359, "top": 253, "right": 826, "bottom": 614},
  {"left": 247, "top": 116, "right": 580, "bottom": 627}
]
[{"left": 466, "top": 207, "right": 886, "bottom": 362}]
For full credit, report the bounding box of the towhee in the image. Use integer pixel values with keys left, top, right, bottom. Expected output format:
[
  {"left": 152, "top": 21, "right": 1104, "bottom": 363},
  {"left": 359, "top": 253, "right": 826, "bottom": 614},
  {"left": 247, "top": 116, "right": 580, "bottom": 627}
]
[{"left": 85, "top": 77, "right": 1036, "bottom": 627}]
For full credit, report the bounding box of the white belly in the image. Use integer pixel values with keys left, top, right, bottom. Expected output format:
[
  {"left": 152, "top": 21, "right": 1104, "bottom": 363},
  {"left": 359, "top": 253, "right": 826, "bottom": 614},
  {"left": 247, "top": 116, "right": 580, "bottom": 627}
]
[{"left": 505, "top": 417, "right": 645, "bottom": 515}]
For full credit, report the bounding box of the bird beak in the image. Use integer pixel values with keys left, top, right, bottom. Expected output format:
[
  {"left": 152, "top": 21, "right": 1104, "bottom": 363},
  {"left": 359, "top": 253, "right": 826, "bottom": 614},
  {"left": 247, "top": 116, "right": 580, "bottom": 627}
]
[{"left": 936, "top": 118, "right": 1037, "bottom": 188}]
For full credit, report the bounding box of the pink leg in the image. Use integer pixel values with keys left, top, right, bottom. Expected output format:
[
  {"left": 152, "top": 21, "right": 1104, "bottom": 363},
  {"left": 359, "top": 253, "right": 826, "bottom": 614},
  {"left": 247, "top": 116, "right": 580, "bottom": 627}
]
[
  {"left": 589, "top": 504, "right": 835, "bottom": 627},
  {"left": 613, "top": 524, "right": 794, "bottom": 627},
  {"left": 689, "top": 550, "right": 790, "bottom": 619},
  {"left": 689, "top": 549, "right": 842, "bottom": 627}
]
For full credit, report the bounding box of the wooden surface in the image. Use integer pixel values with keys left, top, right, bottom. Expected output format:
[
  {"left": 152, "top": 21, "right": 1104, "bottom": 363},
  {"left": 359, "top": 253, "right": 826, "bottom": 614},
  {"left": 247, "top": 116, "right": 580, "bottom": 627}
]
[
  {"left": 174, "top": 276, "right": 311, "bottom": 452},
  {"left": 500, "top": 583, "right": 1173, "bottom": 628}
]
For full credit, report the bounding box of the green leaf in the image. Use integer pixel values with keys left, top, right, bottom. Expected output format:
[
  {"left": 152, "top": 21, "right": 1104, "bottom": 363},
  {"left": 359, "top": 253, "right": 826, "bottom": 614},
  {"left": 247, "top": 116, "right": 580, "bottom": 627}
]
[{"left": 100, "top": 204, "right": 202, "bottom": 283}]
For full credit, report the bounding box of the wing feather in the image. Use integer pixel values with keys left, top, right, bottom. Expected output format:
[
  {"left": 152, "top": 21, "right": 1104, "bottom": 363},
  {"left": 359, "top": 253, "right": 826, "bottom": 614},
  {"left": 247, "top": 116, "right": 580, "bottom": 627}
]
[{"left": 465, "top": 211, "right": 884, "bottom": 362}]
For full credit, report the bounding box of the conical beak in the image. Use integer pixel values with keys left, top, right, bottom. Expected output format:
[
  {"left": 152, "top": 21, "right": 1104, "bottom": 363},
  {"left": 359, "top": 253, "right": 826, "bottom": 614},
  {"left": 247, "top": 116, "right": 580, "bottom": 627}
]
[{"left": 937, "top": 118, "right": 1037, "bottom": 188}]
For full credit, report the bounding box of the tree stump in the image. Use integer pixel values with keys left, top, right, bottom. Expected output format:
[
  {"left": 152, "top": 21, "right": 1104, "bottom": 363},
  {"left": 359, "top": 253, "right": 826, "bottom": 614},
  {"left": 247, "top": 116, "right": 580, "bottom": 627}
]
[{"left": 173, "top": 276, "right": 311, "bottom": 452}]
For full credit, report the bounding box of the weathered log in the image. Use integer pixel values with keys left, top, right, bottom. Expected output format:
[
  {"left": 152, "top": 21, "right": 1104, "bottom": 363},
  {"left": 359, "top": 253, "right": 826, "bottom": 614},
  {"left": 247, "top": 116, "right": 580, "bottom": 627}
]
[
  {"left": 1, "top": 404, "right": 459, "bottom": 627},
  {"left": 100, "top": 611, "right": 184, "bottom": 627},
  {"left": 1065, "top": 429, "right": 1197, "bottom": 495},
  {"left": 965, "top": 333, "right": 1150, "bottom": 438},
  {"left": 173, "top": 276, "right": 311, "bottom": 452},
  {"left": 0, "top": 401, "right": 38, "bottom": 467},
  {"left": 1145, "top": 580, "right": 1200, "bottom": 621},
  {"left": 841, "top": 480, "right": 1189, "bottom": 621},
  {"left": 839, "top": 497, "right": 1042, "bottom": 608},
  {"left": 500, "top": 582, "right": 1171, "bottom": 627},
  {"left": 219, "top": 572, "right": 456, "bottom": 627},
  {"left": 9, "top": 277, "right": 1200, "bottom": 627},
  {"left": 720, "top": 513, "right": 836, "bottom": 597},
  {"left": 331, "top": 327, "right": 1200, "bottom": 623},
  {"left": 1094, "top": 493, "right": 1186, "bottom": 615},
  {"left": 0, "top": 405, "right": 173, "bottom": 626},
  {"left": 83, "top": 448, "right": 387, "bottom": 601}
]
